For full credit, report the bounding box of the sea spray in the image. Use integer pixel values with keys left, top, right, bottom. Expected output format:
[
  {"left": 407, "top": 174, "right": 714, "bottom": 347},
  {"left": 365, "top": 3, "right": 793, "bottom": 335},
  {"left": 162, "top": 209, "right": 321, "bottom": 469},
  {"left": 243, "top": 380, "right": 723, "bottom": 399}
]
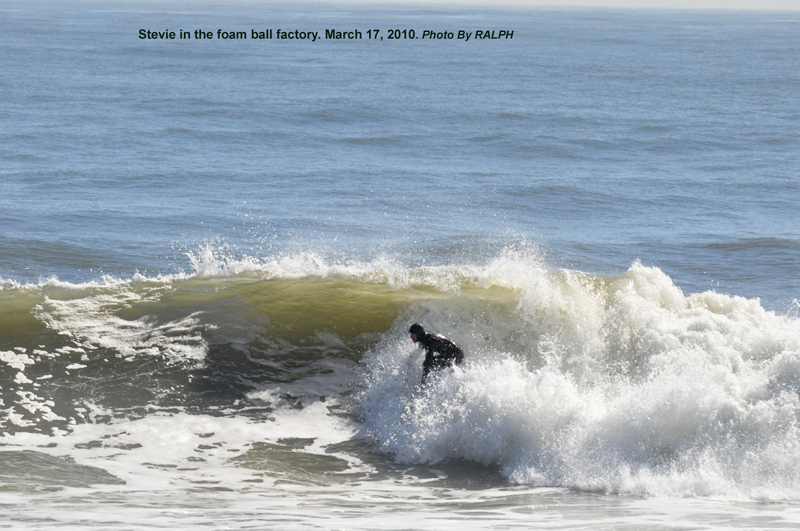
[
  {"left": 356, "top": 260, "right": 800, "bottom": 499},
  {"left": 3, "top": 248, "right": 800, "bottom": 500}
]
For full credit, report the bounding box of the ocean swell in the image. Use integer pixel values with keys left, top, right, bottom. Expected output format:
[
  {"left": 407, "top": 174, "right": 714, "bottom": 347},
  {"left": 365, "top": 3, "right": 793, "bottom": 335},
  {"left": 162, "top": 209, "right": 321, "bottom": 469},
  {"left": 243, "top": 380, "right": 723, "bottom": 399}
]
[{"left": 3, "top": 248, "right": 800, "bottom": 500}]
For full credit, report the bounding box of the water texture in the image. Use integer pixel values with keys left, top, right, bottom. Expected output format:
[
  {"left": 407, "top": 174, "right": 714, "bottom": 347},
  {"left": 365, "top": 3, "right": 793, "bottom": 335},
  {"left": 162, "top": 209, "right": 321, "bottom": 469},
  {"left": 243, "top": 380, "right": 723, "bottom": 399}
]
[{"left": 1, "top": 2, "right": 800, "bottom": 529}]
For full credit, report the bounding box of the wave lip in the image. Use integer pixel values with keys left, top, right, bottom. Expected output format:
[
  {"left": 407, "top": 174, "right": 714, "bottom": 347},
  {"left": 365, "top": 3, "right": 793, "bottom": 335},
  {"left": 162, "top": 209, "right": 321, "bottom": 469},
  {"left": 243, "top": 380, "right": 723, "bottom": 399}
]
[
  {"left": 3, "top": 247, "right": 800, "bottom": 500},
  {"left": 355, "top": 260, "right": 800, "bottom": 501}
]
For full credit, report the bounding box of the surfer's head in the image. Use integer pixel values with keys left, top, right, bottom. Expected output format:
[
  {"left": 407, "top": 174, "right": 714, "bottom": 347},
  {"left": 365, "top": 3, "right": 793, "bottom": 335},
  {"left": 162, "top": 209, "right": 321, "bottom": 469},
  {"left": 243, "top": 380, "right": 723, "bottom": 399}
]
[{"left": 409, "top": 323, "right": 425, "bottom": 343}]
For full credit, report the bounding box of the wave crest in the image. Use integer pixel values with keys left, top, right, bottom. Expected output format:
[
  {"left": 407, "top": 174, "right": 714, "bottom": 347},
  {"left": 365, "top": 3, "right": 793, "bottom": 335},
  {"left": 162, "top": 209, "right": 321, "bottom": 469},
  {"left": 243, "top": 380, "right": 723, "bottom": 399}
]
[{"left": 355, "top": 260, "right": 800, "bottom": 500}]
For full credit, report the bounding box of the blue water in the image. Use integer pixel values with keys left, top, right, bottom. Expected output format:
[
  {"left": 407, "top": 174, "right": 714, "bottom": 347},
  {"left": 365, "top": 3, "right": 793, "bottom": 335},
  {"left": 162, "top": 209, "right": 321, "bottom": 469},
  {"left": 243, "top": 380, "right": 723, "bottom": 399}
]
[
  {"left": 2, "top": 3, "right": 800, "bottom": 529},
  {"left": 3, "top": 3, "right": 799, "bottom": 309}
]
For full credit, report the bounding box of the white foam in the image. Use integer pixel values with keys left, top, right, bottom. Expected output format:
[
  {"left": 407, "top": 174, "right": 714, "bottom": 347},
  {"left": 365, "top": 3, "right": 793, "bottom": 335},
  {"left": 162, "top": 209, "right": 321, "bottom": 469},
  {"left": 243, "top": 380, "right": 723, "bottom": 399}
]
[
  {"left": 1, "top": 243, "right": 524, "bottom": 295},
  {"left": 35, "top": 289, "right": 208, "bottom": 362},
  {"left": 356, "top": 260, "right": 800, "bottom": 500},
  {"left": 0, "top": 396, "right": 360, "bottom": 493},
  {"left": 184, "top": 243, "right": 489, "bottom": 292},
  {"left": 0, "top": 350, "right": 35, "bottom": 372}
]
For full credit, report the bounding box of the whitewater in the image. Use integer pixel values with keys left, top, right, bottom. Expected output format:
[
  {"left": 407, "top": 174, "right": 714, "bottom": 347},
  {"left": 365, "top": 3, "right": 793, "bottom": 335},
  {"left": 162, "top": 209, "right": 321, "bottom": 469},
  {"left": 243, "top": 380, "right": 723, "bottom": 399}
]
[
  {"left": 3, "top": 1, "right": 800, "bottom": 529},
  {"left": 1, "top": 248, "right": 799, "bottom": 528}
]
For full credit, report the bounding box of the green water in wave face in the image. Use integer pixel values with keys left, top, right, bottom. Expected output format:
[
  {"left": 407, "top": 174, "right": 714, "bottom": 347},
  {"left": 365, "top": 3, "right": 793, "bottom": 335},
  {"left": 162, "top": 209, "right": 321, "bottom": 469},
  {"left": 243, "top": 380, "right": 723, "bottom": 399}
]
[
  {"left": 2, "top": 4, "right": 800, "bottom": 528},
  {"left": 0, "top": 269, "right": 514, "bottom": 435},
  {"left": 2, "top": 249, "right": 800, "bottom": 528}
]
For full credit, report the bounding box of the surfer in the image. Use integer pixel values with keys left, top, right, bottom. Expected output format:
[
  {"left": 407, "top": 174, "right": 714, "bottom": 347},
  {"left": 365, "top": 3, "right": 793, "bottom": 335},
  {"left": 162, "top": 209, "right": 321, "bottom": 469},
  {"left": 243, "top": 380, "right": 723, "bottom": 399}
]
[{"left": 409, "top": 323, "right": 464, "bottom": 384}]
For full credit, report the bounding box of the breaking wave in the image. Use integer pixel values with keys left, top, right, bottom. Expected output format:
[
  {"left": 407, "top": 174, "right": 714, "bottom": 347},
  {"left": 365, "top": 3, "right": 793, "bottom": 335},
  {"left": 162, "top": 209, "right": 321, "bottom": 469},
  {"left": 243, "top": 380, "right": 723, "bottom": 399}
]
[{"left": 2, "top": 246, "right": 800, "bottom": 500}]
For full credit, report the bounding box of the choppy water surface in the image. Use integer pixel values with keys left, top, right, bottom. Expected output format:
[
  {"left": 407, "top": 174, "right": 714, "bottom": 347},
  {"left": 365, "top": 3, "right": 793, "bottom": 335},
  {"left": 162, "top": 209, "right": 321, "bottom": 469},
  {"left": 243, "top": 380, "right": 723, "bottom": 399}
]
[{"left": 2, "top": 1, "right": 800, "bottom": 529}]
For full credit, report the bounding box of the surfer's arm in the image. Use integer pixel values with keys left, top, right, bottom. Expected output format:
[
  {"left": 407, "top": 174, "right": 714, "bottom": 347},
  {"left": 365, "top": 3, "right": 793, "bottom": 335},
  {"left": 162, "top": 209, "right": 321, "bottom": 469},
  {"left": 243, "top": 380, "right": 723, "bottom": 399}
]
[{"left": 421, "top": 348, "right": 435, "bottom": 384}]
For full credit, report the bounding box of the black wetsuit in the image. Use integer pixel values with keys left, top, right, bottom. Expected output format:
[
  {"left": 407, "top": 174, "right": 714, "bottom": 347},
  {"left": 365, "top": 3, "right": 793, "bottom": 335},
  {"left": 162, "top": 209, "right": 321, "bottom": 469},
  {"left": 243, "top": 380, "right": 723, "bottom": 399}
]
[{"left": 418, "top": 333, "right": 464, "bottom": 384}]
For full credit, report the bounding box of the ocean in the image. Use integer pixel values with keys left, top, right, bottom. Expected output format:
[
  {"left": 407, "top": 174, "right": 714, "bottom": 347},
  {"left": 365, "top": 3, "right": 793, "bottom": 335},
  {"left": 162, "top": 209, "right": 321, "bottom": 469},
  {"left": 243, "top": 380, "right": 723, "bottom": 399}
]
[{"left": 2, "top": 1, "right": 800, "bottom": 529}]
